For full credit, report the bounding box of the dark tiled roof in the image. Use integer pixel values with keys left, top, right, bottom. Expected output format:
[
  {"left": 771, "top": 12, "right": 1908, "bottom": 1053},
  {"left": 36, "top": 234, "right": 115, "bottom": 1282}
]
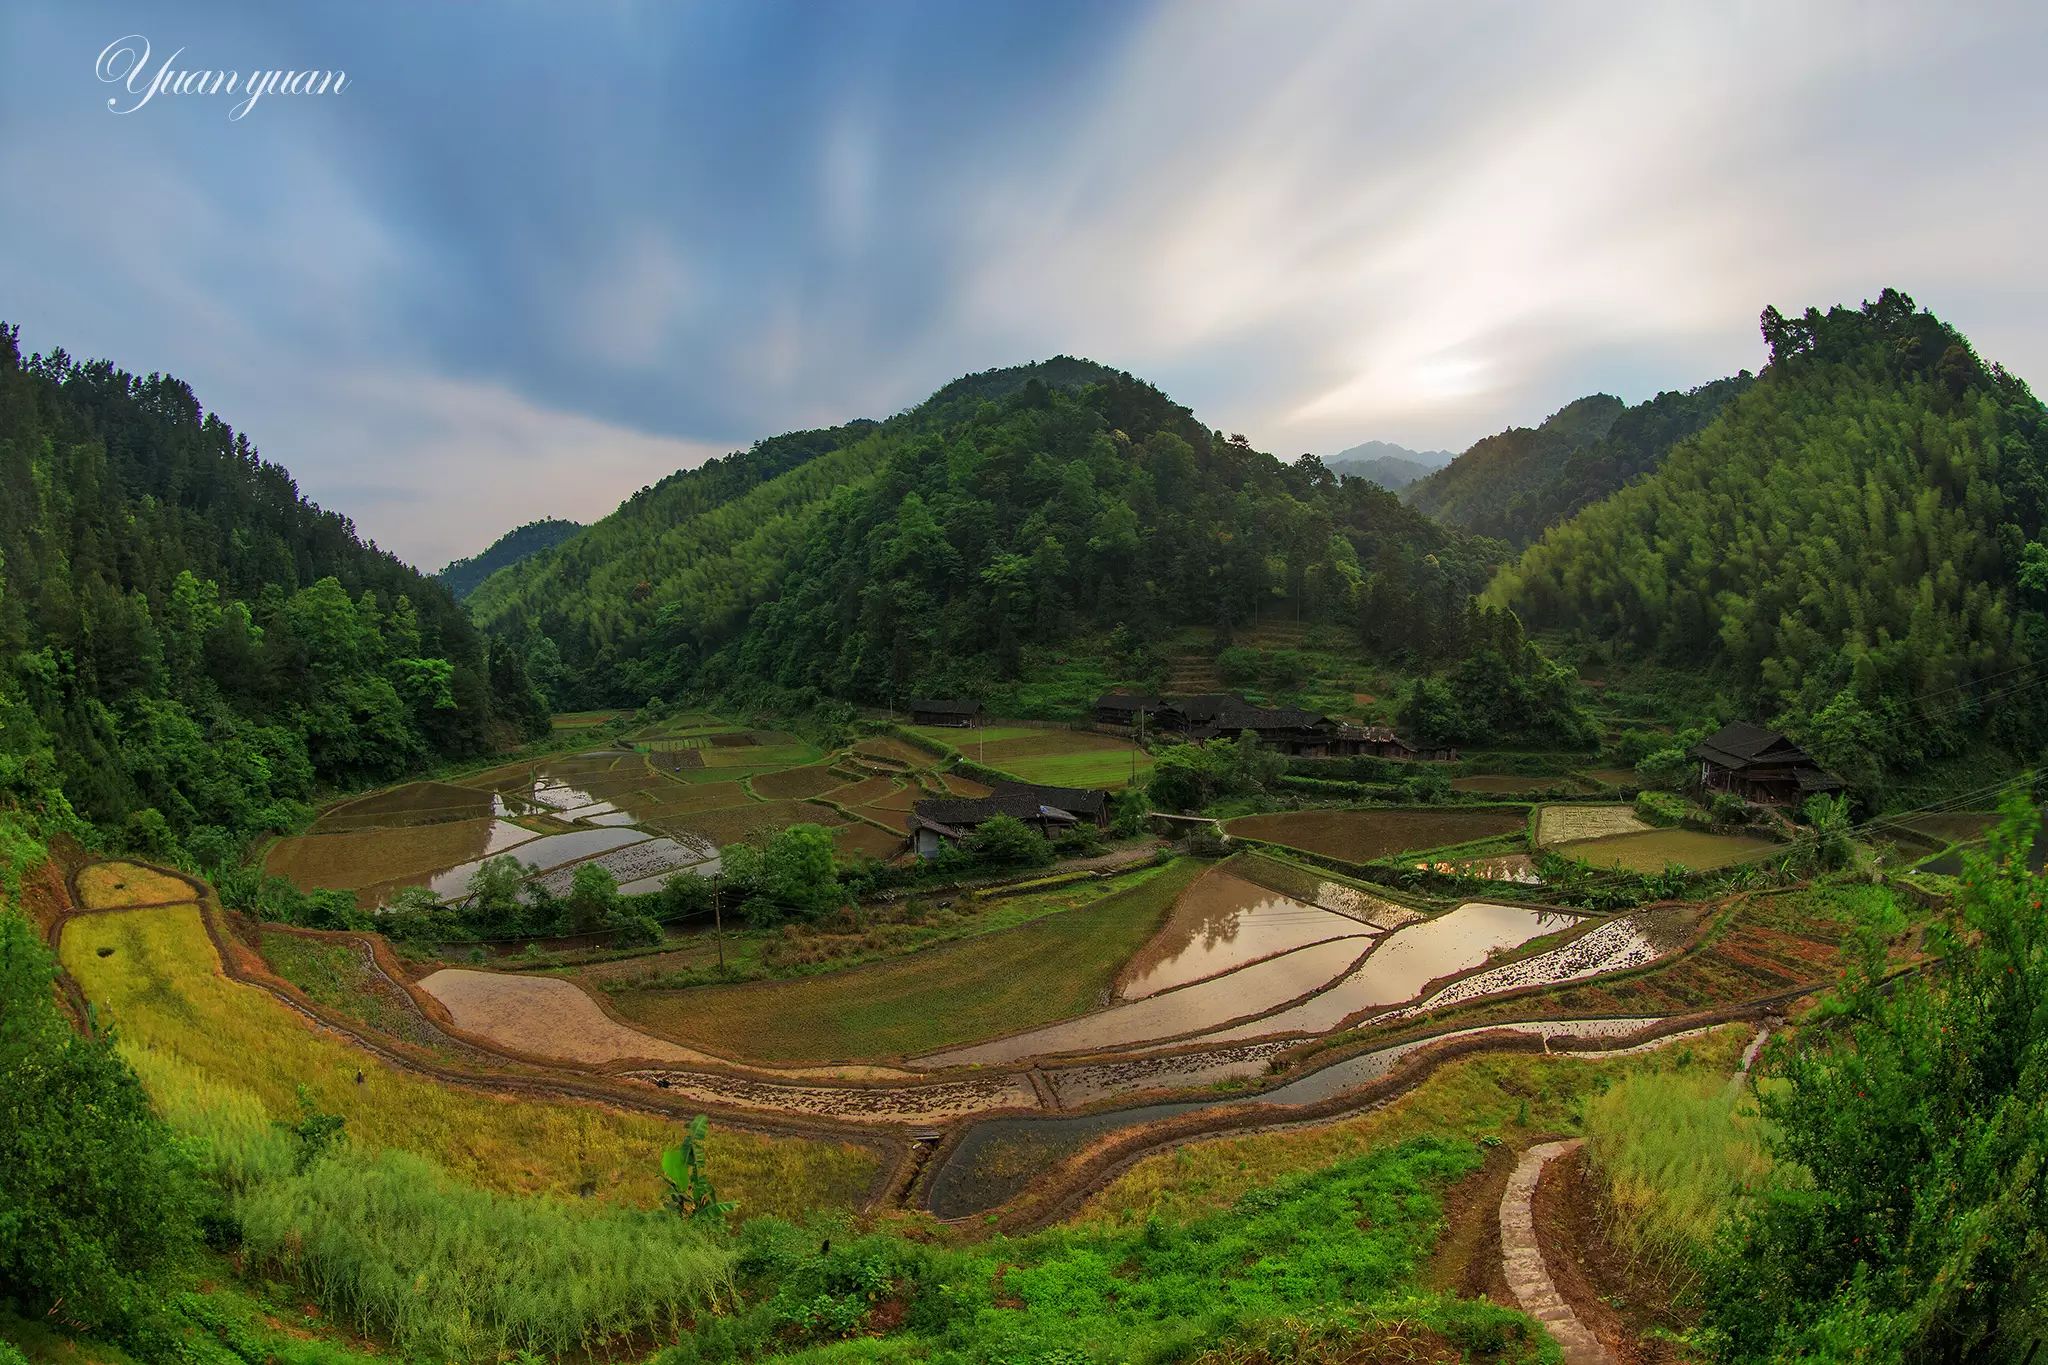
[
  {"left": 913, "top": 779, "right": 1107, "bottom": 827},
  {"left": 909, "top": 698, "right": 982, "bottom": 715},
  {"left": 1688, "top": 721, "right": 1808, "bottom": 769}
]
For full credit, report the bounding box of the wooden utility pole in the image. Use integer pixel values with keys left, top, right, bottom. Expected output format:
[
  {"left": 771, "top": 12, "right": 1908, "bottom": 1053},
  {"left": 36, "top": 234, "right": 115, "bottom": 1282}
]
[{"left": 713, "top": 886, "right": 725, "bottom": 971}]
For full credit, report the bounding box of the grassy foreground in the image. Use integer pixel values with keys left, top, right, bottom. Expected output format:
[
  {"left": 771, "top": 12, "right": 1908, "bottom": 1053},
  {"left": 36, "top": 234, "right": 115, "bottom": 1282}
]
[
  {"left": 59, "top": 905, "right": 880, "bottom": 1216},
  {"left": 609, "top": 858, "right": 1204, "bottom": 1062}
]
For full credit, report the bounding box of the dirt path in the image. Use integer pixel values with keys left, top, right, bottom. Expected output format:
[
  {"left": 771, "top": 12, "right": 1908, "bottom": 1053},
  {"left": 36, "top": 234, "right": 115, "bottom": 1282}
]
[{"left": 1501, "top": 1139, "right": 1611, "bottom": 1365}]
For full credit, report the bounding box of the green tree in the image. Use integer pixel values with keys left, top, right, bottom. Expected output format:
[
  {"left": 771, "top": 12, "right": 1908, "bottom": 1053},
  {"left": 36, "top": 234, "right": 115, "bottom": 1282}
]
[
  {"left": 0, "top": 906, "right": 199, "bottom": 1330},
  {"left": 966, "top": 814, "right": 1054, "bottom": 868},
  {"left": 1707, "top": 795, "right": 2048, "bottom": 1359}
]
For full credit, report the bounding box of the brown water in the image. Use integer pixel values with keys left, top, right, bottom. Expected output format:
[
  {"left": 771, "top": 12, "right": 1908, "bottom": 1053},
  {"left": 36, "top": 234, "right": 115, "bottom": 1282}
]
[
  {"left": 1378, "top": 904, "right": 1693, "bottom": 1022},
  {"left": 1413, "top": 853, "right": 1542, "bottom": 885},
  {"left": 1193, "top": 901, "right": 1582, "bottom": 1044},
  {"left": 1225, "top": 808, "right": 1527, "bottom": 863},
  {"left": 1115, "top": 870, "right": 1374, "bottom": 1000},
  {"left": 915, "top": 937, "right": 1374, "bottom": 1068}
]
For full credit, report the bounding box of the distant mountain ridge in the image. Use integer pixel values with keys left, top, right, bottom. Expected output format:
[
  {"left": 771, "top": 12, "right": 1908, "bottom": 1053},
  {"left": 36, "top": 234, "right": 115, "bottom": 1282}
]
[
  {"left": 1324, "top": 439, "right": 1453, "bottom": 492},
  {"left": 437, "top": 518, "right": 583, "bottom": 600}
]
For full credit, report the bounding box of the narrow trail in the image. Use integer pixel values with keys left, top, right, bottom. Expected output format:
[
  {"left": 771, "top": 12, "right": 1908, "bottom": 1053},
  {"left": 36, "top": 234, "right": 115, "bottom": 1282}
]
[
  {"left": 1500, "top": 1139, "right": 1609, "bottom": 1365},
  {"left": 1500, "top": 1023, "right": 1774, "bottom": 1361}
]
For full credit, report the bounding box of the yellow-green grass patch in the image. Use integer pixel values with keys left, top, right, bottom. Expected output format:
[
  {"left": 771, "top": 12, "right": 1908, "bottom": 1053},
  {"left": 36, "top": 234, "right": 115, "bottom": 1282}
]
[
  {"left": 1533, "top": 803, "right": 1651, "bottom": 846},
  {"left": 74, "top": 861, "right": 194, "bottom": 908},
  {"left": 608, "top": 859, "right": 1204, "bottom": 1063},
  {"left": 550, "top": 710, "right": 623, "bottom": 728},
  {"left": 1559, "top": 828, "right": 1781, "bottom": 873},
  {"left": 60, "top": 906, "right": 880, "bottom": 1217},
  {"left": 1078, "top": 1024, "right": 1752, "bottom": 1228}
]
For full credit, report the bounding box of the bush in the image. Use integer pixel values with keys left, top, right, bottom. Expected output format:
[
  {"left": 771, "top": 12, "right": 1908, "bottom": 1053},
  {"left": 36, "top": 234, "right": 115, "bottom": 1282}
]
[
  {"left": 966, "top": 815, "right": 1054, "bottom": 868},
  {"left": 1709, "top": 792, "right": 1752, "bottom": 826},
  {"left": 1634, "top": 790, "right": 1688, "bottom": 827},
  {"left": 0, "top": 905, "right": 201, "bottom": 1332}
]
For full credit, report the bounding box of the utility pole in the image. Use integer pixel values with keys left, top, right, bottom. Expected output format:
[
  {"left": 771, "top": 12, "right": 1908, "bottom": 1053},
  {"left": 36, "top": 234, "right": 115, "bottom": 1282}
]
[{"left": 713, "top": 885, "right": 725, "bottom": 971}]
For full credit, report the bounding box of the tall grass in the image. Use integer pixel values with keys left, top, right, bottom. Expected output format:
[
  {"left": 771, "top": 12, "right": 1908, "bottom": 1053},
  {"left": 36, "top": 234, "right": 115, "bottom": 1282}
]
[
  {"left": 1581, "top": 1069, "right": 1773, "bottom": 1289},
  {"left": 236, "top": 1142, "right": 734, "bottom": 1361},
  {"left": 59, "top": 905, "right": 880, "bottom": 1217}
]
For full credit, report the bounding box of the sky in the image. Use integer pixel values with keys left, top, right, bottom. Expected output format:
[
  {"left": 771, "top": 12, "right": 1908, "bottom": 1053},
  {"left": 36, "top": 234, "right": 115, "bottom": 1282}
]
[{"left": 2, "top": 2, "right": 2045, "bottom": 570}]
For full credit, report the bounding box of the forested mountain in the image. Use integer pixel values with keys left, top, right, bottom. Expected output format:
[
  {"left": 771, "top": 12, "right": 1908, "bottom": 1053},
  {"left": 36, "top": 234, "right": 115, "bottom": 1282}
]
[
  {"left": 1325, "top": 439, "right": 1451, "bottom": 491},
  {"left": 1491, "top": 290, "right": 2048, "bottom": 784},
  {"left": 0, "top": 324, "right": 548, "bottom": 858},
  {"left": 437, "top": 517, "right": 582, "bottom": 599},
  {"left": 1407, "top": 380, "right": 1750, "bottom": 543},
  {"left": 472, "top": 360, "right": 1542, "bottom": 717}
]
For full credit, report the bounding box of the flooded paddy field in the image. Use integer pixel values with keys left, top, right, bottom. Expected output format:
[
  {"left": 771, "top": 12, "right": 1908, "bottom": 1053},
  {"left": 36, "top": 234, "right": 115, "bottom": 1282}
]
[
  {"left": 919, "top": 936, "right": 1376, "bottom": 1067},
  {"left": 1533, "top": 803, "right": 1650, "bottom": 846},
  {"left": 1910, "top": 809, "right": 2047, "bottom": 875},
  {"left": 1223, "top": 807, "right": 1528, "bottom": 864},
  {"left": 1559, "top": 828, "right": 1780, "bottom": 873},
  {"left": 1412, "top": 852, "right": 1542, "bottom": 884},
  {"left": 1113, "top": 869, "right": 1376, "bottom": 1000},
  {"left": 1194, "top": 902, "right": 1583, "bottom": 1044},
  {"left": 1231, "top": 853, "right": 1423, "bottom": 929}
]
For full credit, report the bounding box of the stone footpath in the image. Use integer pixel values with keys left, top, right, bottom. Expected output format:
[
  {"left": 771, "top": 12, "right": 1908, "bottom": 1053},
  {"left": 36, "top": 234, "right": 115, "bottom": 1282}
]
[{"left": 1499, "top": 1138, "right": 1610, "bottom": 1365}]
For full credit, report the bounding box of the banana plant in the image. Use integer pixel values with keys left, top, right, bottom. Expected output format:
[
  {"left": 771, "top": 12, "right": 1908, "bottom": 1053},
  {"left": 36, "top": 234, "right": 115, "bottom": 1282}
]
[{"left": 660, "top": 1114, "right": 735, "bottom": 1224}]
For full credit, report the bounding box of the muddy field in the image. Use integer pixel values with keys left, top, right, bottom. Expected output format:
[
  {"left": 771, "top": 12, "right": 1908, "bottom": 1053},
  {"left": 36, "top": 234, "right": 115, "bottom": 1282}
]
[
  {"left": 1534, "top": 804, "right": 1650, "bottom": 846},
  {"left": 1224, "top": 808, "right": 1528, "bottom": 863},
  {"left": 1559, "top": 828, "right": 1780, "bottom": 873},
  {"left": 264, "top": 819, "right": 543, "bottom": 891}
]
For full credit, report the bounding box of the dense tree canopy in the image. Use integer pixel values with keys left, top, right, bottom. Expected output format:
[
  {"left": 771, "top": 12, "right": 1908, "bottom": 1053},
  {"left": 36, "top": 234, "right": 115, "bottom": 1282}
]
[
  {"left": 436, "top": 517, "right": 583, "bottom": 600},
  {"left": 475, "top": 360, "right": 1513, "bottom": 708},
  {"left": 1407, "top": 379, "right": 1752, "bottom": 545},
  {"left": 1491, "top": 291, "right": 2048, "bottom": 780},
  {"left": 0, "top": 325, "right": 545, "bottom": 855}
]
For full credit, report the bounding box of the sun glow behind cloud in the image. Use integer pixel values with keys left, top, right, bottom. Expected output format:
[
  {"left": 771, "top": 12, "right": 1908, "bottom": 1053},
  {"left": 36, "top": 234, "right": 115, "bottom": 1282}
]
[{"left": 0, "top": 0, "right": 2042, "bottom": 565}]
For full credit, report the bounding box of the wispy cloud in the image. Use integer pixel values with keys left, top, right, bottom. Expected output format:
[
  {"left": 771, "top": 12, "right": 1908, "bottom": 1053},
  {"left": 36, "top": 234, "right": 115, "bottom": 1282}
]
[{"left": 2, "top": 0, "right": 2043, "bottom": 565}]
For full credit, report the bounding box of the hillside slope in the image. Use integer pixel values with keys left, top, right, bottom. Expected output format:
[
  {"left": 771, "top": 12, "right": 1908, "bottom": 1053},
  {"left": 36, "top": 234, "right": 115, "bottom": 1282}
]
[
  {"left": 0, "top": 324, "right": 541, "bottom": 853},
  {"left": 1408, "top": 380, "right": 1749, "bottom": 543},
  {"left": 472, "top": 360, "right": 1509, "bottom": 709},
  {"left": 1490, "top": 290, "right": 2048, "bottom": 782},
  {"left": 437, "top": 518, "right": 582, "bottom": 599}
]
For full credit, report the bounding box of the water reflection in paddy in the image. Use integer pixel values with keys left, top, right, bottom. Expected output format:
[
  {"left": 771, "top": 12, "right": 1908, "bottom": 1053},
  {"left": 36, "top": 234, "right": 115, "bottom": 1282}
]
[
  {"left": 1115, "top": 871, "right": 1374, "bottom": 1000},
  {"left": 1194, "top": 902, "right": 1581, "bottom": 1044},
  {"left": 917, "top": 936, "right": 1375, "bottom": 1068}
]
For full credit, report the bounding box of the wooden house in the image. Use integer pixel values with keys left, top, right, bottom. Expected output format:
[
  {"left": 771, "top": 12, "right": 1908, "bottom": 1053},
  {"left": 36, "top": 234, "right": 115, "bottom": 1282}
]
[
  {"left": 1093, "top": 692, "right": 1168, "bottom": 728},
  {"left": 907, "top": 781, "right": 1111, "bottom": 857},
  {"left": 909, "top": 698, "right": 983, "bottom": 727},
  {"left": 1688, "top": 722, "right": 1843, "bottom": 805}
]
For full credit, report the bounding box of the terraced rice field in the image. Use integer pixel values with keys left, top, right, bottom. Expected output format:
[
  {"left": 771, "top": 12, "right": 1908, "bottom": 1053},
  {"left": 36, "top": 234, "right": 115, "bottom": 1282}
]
[
  {"left": 264, "top": 819, "right": 542, "bottom": 893},
  {"left": 1223, "top": 807, "right": 1528, "bottom": 864},
  {"left": 1533, "top": 803, "right": 1650, "bottom": 846},
  {"left": 75, "top": 860, "right": 193, "bottom": 908},
  {"left": 750, "top": 763, "right": 848, "bottom": 799},
  {"left": 1449, "top": 774, "right": 1589, "bottom": 795},
  {"left": 607, "top": 861, "right": 1202, "bottom": 1062},
  {"left": 312, "top": 780, "right": 506, "bottom": 831},
  {"left": 60, "top": 904, "right": 882, "bottom": 1215},
  {"left": 1559, "top": 828, "right": 1780, "bottom": 873},
  {"left": 910, "top": 722, "right": 1153, "bottom": 789}
]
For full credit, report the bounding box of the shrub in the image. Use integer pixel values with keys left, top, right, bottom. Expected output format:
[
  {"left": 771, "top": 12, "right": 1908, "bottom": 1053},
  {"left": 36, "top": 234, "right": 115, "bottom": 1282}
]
[
  {"left": 1709, "top": 792, "right": 1752, "bottom": 826},
  {"left": 0, "top": 905, "right": 201, "bottom": 1332},
  {"left": 966, "top": 814, "right": 1054, "bottom": 868},
  {"left": 1634, "top": 790, "right": 1688, "bottom": 827}
]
